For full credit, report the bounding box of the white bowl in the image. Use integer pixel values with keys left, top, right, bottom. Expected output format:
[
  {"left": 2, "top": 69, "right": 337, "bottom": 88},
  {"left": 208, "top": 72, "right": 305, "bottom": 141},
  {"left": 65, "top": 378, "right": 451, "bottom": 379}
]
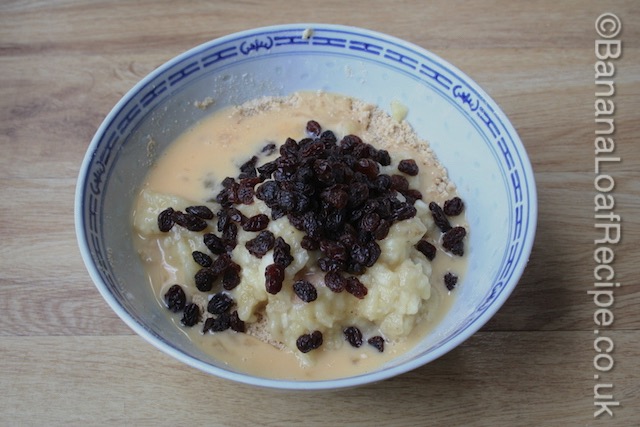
[{"left": 75, "top": 24, "right": 537, "bottom": 390}]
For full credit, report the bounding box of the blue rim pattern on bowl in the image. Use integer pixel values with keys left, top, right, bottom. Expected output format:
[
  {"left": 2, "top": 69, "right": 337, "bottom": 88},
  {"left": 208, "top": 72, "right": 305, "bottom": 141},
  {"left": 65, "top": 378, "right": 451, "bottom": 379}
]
[{"left": 75, "top": 24, "right": 536, "bottom": 389}]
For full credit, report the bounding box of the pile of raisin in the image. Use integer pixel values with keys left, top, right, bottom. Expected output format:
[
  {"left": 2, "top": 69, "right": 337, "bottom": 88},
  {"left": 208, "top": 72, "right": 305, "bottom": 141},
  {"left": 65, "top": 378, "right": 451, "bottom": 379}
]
[
  {"left": 164, "top": 284, "right": 201, "bottom": 326},
  {"left": 158, "top": 205, "right": 214, "bottom": 232},
  {"left": 203, "top": 292, "right": 245, "bottom": 333},
  {"left": 296, "top": 330, "right": 323, "bottom": 353},
  {"left": 424, "top": 198, "right": 467, "bottom": 290},
  {"left": 206, "top": 119, "right": 431, "bottom": 321},
  {"left": 343, "top": 326, "right": 386, "bottom": 352},
  {"left": 230, "top": 120, "right": 423, "bottom": 282},
  {"left": 156, "top": 119, "right": 468, "bottom": 354},
  {"left": 415, "top": 198, "right": 467, "bottom": 260}
]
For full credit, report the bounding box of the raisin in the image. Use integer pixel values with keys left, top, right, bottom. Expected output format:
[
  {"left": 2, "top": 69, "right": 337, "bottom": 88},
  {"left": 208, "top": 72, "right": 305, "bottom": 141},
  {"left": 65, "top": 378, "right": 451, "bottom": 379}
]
[
  {"left": 442, "top": 226, "right": 466, "bottom": 255},
  {"left": 416, "top": 240, "right": 436, "bottom": 261},
  {"left": 257, "top": 161, "right": 278, "bottom": 180},
  {"left": 347, "top": 183, "right": 369, "bottom": 209},
  {"left": 164, "top": 284, "right": 186, "bottom": 312},
  {"left": 216, "top": 184, "right": 235, "bottom": 207},
  {"left": 238, "top": 156, "right": 258, "bottom": 179},
  {"left": 429, "top": 202, "right": 452, "bottom": 233},
  {"left": 157, "top": 207, "right": 175, "bottom": 232},
  {"left": 338, "top": 228, "right": 357, "bottom": 248},
  {"left": 293, "top": 280, "right": 317, "bottom": 303},
  {"left": 375, "top": 149, "right": 391, "bottom": 166},
  {"left": 306, "top": 120, "right": 322, "bottom": 137},
  {"left": 241, "top": 176, "right": 263, "bottom": 189},
  {"left": 345, "top": 276, "right": 368, "bottom": 299},
  {"left": 321, "top": 187, "right": 349, "bottom": 209},
  {"left": 355, "top": 158, "right": 379, "bottom": 180},
  {"left": 402, "top": 188, "right": 423, "bottom": 205},
  {"left": 299, "top": 136, "right": 314, "bottom": 150},
  {"left": 350, "top": 243, "right": 370, "bottom": 265},
  {"left": 339, "top": 134, "right": 362, "bottom": 151},
  {"left": 207, "top": 293, "right": 233, "bottom": 314},
  {"left": 222, "top": 262, "right": 241, "bottom": 290},
  {"left": 229, "top": 310, "right": 245, "bottom": 332},
  {"left": 398, "top": 159, "right": 419, "bottom": 176},
  {"left": 346, "top": 262, "right": 366, "bottom": 275},
  {"left": 295, "top": 166, "right": 314, "bottom": 185},
  {"left": 221, "top": 177, "right": 236, "bottom": 188},
  {"left": 277, "top": 191, "right": 296, "bottom": 212},
  {"left": 373, "top": 174, "right": 392, "bottom": 191},
  {"left": 375, "top": 197, "right": 393, "bottom": 219},
  {"left": 280, "top": 137, "right": 299, "bottom": 157},
  {"left": 227, "top": 207, "right": 247, "bottom": 224},
  {"left": 203, "top": 233, "right": 225, "bottom": 255},
  {"left": 192, "top": 251, "right": 213, "bottom": 267},
  {"left": 313, "top": 158, "right": 333, "bottom": 183},
  {"left": 264, "top": 263, "right": 285, "bottom": 294},
  {"left": 444, "top": 272, "right": 458, "bottom": 291},
  {"left": 325, "top": 210, "right": 345, "bottom": 232},
  {"left": 255, "top": 180, "right": 279, "bottom": 204},
  {"left": 368, "top": 336, "right": 385, "bottom": 352},
  {"left": 202, "top": 317, "right": 215, "bottom": 333},
  {"left": 211, "top": 253, "right": 232, "bottom": 275},
  {"left": 237, "top": 185, "right": 255, "bottom": 205},
  {"left": 319, "top": 130, "right": 336, "bottom": 144},
  {"left": 394, "top": 202, "right": 417, "bottom": 221},
  {"left": 318, "top": 257, "right": 344, "bottom": 272},
  {"left": 217, "top": 209, "right": 230, "bottom": 232},
  {"left": 443, "top": 197, "right": 464, "bottom": 216},
  {"left": 317, "top": 256, "right": 334, "bottom": 271},
  {"left": 300, "top": 140, "right": 326, "bottom": 158},
  {"left": 352, "top": 142, "right": 373, "bottom": 158},
  {"left": 242, "top": 214, "right": 270, "bottom": 232},
  {"left": 262, "top": 142, "right": 277, "bottom": 155},
  {"left": 194, "top": 268, "right": 217, "bottom": 292},
  {"left": 344, "top": 326, "right": 363, "bottom": 348},
  {"left": 245, "top": 230, "right": 275, "bottom": 258},
  {"left": 273, "top": 237, "right": 293, "bottom": 267},
  {"left": 287, "top": 213, "right": 305, "bottom": 231},
  {"left": 449, "top": 241, "right": 465, "bottom": 256},
  {"left": 390, "top": 174, "right": 409, "bottom": 192},
  {"left": 301, "top": 235, "right": 320, "bottom": 251},
  {"left": 320, "top": 240, "right": 348, "bottom": 262},
  {"left": 222, "top": 222, "right": 238, "bottom": 251},
  {"left": 324, "top": 272, "right": 346, "bottom": 293},
  {"left": 181, "top": 303, "right": 200, "bottom": 327},
  {"left": 296, "top": 330, "right": 323, "bottom": 353},
  {"left": 271, "top": 208, "right": 286, "bottom": 220},
  {"left": 365, "top": 241, "right": 381, "bottom": 267},
  {"left": 360, "top": 212, "right": 380, "bottom": 232},
  {"left": 301, "top": 211, "right": 321, "bottom": 238},
  {"left": 173, "top": 211, "right": 208, "bottom": 232},
  {"left": 373, "top": 220, "right": 391, "bottom": 240},
  {"left": 210, "top": 312, "right": 231, "bottom": 332},
  {"left": 185, "top": 205, "right": 214, "bottom": 220},
  {"left": 362, "top": 198, "right": 379, "bottom": 215}
]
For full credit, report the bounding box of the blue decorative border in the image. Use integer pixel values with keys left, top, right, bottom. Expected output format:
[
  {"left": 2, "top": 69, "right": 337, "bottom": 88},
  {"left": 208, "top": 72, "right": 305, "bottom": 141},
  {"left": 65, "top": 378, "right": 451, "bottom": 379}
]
[{"left": 79, "top": 25, "right": 535, "bottom": 364}]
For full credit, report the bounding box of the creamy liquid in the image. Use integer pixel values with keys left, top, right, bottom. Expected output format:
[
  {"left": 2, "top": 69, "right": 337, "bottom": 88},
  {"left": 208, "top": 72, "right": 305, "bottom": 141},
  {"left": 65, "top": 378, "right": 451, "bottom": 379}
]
[
  {"left": 183, "top": 289, "right": 453, "bottom": 381},
  {"left": 135, "top": 92, "right": 468, "bottom": 380}
]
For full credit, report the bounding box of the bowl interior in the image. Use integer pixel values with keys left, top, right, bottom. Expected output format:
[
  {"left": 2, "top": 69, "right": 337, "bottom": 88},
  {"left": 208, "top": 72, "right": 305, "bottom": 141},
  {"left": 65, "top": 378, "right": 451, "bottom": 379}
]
[{"left": 76, "top": 24, "right": 536, "bottom": 389}]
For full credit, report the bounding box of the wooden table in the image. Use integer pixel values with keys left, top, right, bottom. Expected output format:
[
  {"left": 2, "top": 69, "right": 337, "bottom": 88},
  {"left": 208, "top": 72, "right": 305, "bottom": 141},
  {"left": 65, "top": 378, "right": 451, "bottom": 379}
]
[{"left": 2, "top": 1, "right": 638, "bottom": 425}]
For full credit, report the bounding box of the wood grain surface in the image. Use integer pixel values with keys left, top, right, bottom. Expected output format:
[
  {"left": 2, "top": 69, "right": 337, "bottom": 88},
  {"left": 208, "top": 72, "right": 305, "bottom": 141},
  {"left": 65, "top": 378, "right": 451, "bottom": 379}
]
[{"left": 1, "top": 1, "right": 639, "bottom": 425}]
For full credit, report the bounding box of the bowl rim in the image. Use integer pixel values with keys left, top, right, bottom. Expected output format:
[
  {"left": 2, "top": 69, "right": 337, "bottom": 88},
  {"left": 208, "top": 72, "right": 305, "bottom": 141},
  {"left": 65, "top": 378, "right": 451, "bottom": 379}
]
[{"left": 75, "top": 22, "right": 537, "bottom": 390}]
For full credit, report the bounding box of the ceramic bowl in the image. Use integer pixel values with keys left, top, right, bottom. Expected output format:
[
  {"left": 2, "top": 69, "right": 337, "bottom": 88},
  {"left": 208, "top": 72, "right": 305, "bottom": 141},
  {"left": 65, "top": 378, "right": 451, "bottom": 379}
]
[{"left": 75, "top": 24, "right": 536, "bottom": 390}]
